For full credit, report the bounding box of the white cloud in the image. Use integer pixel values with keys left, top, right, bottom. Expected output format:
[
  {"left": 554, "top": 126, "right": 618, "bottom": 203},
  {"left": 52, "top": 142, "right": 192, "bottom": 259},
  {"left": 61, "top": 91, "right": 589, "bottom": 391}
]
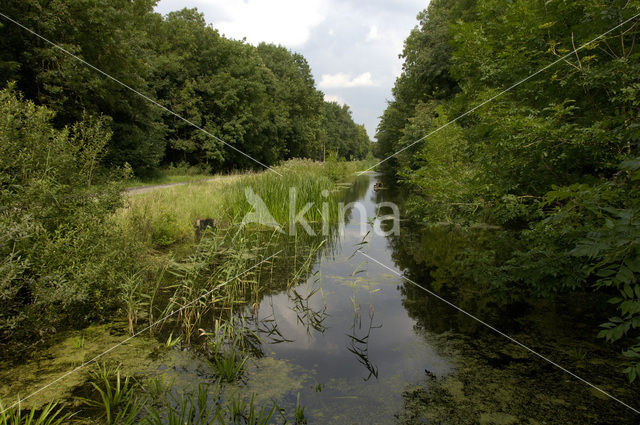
[
  {"left": 323, "top": 94, "right": 345, "bottom": 105},
  {"left": 366, "top": 25, "right": 380, "bottom": 41},
  {"left": 157, "top": 0, "right": 326, "bottom": 47},
  {"left": 318, "top": 72, "right": 377, "bottom": 89}
]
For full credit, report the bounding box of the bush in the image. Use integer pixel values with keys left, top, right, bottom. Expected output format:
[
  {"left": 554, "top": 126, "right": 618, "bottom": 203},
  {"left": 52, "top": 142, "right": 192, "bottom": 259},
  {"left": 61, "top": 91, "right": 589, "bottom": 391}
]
[{"left": 0, "top": 86, "right": 141, "bottom": 352}]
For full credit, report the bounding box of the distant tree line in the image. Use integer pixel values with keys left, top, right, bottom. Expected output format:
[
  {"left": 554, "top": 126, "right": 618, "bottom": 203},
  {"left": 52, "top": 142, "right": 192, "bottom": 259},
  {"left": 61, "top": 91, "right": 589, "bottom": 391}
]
[{"left": 0, "top": 1, "right": 371, "bottom": 175}]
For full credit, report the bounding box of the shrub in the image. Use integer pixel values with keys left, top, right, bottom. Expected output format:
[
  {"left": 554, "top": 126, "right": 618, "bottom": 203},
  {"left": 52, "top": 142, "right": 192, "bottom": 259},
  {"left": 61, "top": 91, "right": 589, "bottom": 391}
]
[{"left": 0, "top": 86, "right": 141, "bottom": 352}]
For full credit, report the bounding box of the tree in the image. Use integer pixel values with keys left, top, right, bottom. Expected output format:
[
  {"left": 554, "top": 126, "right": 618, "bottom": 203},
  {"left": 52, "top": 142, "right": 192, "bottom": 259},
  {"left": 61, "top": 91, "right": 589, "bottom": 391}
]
[
  {"left": 0, "top": 2, "right": 369, "bottom": 174},
  {"left": 0, "top": 0, "right": 165, "bottom": 173},
  {"left": 257, "top": 43, "right": 324, "bottom": 159},
  {"left": 322, "top": 101, "right": 371, "bottom": 160},
  {"left": 378, "top": 0, "right": 640, "bottom": 378}
]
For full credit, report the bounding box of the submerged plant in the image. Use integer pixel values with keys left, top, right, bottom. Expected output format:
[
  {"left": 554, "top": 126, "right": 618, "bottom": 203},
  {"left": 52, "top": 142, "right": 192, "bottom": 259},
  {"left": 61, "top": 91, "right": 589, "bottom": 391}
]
[
  {"left": 144, "top": 375, "right": 175, "bottom": 400},
  {"left": 294, "top": 393, "right": 306, "bottom": 425},
  {"left": 346, "top": 303, "right": 381, "bottom": 382},
  {"left": 205, "top": 316, "right": 262, "bottom": 355},
  {"left": 144, "top": 383, "right": 220, "bottom": 425}
]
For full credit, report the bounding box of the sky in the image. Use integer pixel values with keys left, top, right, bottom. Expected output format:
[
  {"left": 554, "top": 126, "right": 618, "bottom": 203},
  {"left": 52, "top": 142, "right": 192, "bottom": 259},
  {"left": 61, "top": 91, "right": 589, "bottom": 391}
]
[{"left": 154, "top": 0, "right": 429, "bottom": 139}]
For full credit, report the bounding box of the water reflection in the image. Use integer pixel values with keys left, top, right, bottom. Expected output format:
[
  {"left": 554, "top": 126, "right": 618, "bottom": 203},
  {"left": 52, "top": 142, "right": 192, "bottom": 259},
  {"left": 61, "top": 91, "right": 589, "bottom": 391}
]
[
  {"left": 378, "top": 192, "right": 638, "bottom": 424},
  {"left": 155, "top": 171, "right": 638, "bottom": 424},
  {"left": 346, "top": 306, "right": 381, "bottom": 381},
  {"left": 288, "top": 271, "right": 328, "bottom": 336},
  {"left": 245, "top": 173, "right": 452, "bottom": 423}
]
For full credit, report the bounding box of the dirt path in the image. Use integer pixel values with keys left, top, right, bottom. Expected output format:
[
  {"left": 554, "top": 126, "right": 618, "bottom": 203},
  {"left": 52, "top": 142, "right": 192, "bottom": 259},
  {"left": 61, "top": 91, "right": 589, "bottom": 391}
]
[{"left": 125, "top": 177, "right": 230, "bottom": 195}]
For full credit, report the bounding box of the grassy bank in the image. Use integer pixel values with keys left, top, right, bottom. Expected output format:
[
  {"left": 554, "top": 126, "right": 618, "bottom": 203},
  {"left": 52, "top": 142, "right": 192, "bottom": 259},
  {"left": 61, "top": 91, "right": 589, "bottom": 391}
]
[
  {"left": 124, "top": 162, "right": 239, "bottom": 188},
  {"left": 117, "top": 158, "right": 369, "bottom": 249}
]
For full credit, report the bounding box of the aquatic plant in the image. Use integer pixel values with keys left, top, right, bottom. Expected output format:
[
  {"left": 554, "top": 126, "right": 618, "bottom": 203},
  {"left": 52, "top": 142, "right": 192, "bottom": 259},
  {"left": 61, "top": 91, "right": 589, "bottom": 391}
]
[
  {"left": 0, "top": 400, "right": 72, "bottom": 425},
  {"left": 160, "top": 225, "right": 259, "bottom": 343},
  {"left": 71, "top": 334, "right": 85, "bottom": 350},
  {"left": 204, "top": 316, "right": 261, "bottom": 356},
  {"left": 146, "top": 262, "right": 170, "bottom": 336},
  {"left": 143, "top": 375, "right": 175, "bottom": 400},
  {"left": 141, "top": 379, "right": 290, "bottom": 425},
  {"left": 210, "top": 351, "right": 249, "bottom": 383},
  {"left": 120, "top": 270, "right": 146, "bottom": 336},
  {"left": 346, "top": 305, "right": 381, "bottom": 381},
  {"left": 144, "top": 383, "right": 220, "bottom": 425},
  {"left": 294, "top": 393, "right": 306, "bottom": 425},
  {"left": 161, "top": 225, "right": 293, "bottom": 346},
  {"left": 222, "top": 394, "right": 276, "bottom": 425},
  {"left": 79, "top": 363, "right": 142, "bottom": 425},
  {"left": 71, "top": 334, "right": 86, "bottom": 363},
  {"left": 117, "top": 159, "right": 353, "bottom": 348},
  {"left": 164, "top": 332, "right": 181, "bottom": 349},
  {"left": 117, "top": 159, "right": 355, "bottom": 251},
  {"left": 289, "top": 275, "right": 328, "bottom": 336}
]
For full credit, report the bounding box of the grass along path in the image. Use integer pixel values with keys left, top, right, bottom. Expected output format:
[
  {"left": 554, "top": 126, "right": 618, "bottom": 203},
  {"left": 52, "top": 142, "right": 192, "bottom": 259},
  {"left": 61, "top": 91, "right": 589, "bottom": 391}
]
[
  {"left": 125, "top": 175, "right": 241, "bottom": 195},
  {"left": 117, "top": 159, "right": 368, "bottom": 249}
]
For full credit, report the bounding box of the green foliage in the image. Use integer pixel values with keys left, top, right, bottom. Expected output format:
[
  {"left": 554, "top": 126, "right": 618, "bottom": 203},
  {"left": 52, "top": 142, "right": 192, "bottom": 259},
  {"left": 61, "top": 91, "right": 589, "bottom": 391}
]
[
  {"left": 0, "top": 3, "right": 367, "bottom": 173},
  {"left": 144, "top": 383, "right": 220, "bottom": 425},
  {"left": 143, "top": 375, "right": 175, "bottom": 400},
  {"left": 119, "top": 159, "right": 348, "bottom": 251},
  {"left": 321, "top": 102, "right": 371, "bottom": 161},
  {"left": 549, "top": 160, "right": 640, "bottom": 380},
  {"left": 77, "top": 369, "right": 286, "bottom": 425},
  {"left": 256, "top": 43, "right": 324, "bottom": 160},
  {"left": 222, "top": 394, "right": 277, "bottom": 425},
  {"left": 80, "top": 363, "right": 142, "bottom": 425},
  {"left": 294, "top": 392, "right": 306, "bottom": 425},
  {"left": 210, "top": 351, "right": 249, "bottom": 383},
  {"left": 0, "top": 0, "right": 165, "bottom": 172},
  {"left": 0, "top": 399, "right": 71, "bottom": 425},
  {"left": 0, "top": 89, "right": 359, "bottom": 350},
  {"left": 379, "top": 0, "right": 640, "bottom": 378},
  {"left": 375, "top": 0, "right": 472, "bottom": 164},
  {"left": 323, "top": 151, "right": 348, "bottom": 182},
  {"left": 0, "top": 86, "right": 143, "bottom": 352},
  {"left": 151, "top": 212, "right": 183, "bottom": 247}
]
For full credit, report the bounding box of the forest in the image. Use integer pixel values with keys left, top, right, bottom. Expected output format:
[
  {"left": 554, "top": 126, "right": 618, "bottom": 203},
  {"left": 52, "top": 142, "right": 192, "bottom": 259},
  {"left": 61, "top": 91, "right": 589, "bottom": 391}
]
[
  {"left": 376, "top": 0, "right": 640, "bottom": 382},
  {"left": 0, "top": 1, "right": 371, "bottom": 175}
]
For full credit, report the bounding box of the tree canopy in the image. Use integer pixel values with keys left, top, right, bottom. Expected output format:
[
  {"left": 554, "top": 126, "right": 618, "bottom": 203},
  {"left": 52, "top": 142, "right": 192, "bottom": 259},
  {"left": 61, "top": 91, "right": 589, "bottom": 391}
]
[
  {"left": 378, "top": 0, "right": 640, "bottom": 379},
  {"left": 0, "top": 1, "right": 371, "bottom": 174}
]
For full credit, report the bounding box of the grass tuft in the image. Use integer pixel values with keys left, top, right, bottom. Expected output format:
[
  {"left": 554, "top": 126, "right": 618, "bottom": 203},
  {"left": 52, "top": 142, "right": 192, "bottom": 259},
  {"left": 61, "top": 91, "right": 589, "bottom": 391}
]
[{"left": 0, "top": 399, "right": 72, "bottom": 425}]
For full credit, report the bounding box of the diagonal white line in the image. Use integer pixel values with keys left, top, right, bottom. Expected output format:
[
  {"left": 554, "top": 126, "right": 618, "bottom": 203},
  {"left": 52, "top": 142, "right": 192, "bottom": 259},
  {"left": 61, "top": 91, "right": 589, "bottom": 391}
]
[
  {"left": 360, "top": 12, "right": 640, "bottom": 175},
  {"left": 357, "top": 250, "right": 640, "bottom": 415},
  {"left": 0, "top": 249, "right": 283, "bottom": 414},
  {"left": 0, "top": 11, "right": 283, "bottom": 177}
]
